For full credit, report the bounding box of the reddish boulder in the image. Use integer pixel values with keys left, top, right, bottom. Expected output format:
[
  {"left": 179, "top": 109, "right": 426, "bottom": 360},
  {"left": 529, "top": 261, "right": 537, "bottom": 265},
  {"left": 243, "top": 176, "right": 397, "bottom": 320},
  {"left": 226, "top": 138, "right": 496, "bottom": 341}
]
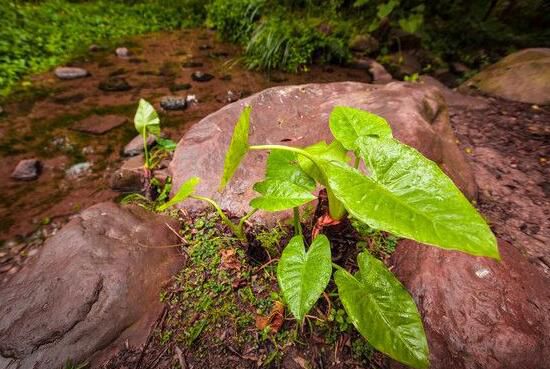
[
  {"left": 169, "top": 82, "right": 477, "bottom": 223},
  {"left": 0, "top": 202, "right": 184, "bottom": 369},
  {"left": 71, "top": 114, "right": 128, "bottom": 135},
  {"left": 391, "top": 240, "right": 550, "bottom": 369}
]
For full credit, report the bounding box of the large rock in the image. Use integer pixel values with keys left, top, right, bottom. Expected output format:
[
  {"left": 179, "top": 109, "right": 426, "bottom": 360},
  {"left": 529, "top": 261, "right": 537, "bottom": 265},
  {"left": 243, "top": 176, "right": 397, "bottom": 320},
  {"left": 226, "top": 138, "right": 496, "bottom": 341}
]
[
  {"left": 0, "top": 202, "right": 183, "bottom": 369},
  {"left": 420, "top": 75, "right": 488, "bottom": 110},
  {"left": 461, "top": 48, "right": 550, "bottom": 104},
  {"left": 391, "top": 240, "right": 550, "bottom": 369},
  {"left": 169, "top": 82, "right": 477, "bottom": 223}
]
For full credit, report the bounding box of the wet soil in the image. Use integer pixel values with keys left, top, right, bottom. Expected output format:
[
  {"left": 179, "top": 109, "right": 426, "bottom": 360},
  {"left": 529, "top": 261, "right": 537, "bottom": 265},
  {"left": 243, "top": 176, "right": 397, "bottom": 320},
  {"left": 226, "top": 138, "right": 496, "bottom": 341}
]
[
  {"left": 449, "top": 99, "right": 550, "bottom": 274},
  {"left": 0, "top": 29, "right": 373, "bottom": 244}
]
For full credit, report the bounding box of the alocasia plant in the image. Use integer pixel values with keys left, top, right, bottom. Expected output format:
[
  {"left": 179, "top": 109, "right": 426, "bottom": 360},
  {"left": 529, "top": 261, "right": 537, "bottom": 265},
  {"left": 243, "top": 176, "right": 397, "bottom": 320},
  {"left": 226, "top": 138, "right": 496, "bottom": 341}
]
[{"left": 162, "top": 105, "right": 499, "bottom": 369}]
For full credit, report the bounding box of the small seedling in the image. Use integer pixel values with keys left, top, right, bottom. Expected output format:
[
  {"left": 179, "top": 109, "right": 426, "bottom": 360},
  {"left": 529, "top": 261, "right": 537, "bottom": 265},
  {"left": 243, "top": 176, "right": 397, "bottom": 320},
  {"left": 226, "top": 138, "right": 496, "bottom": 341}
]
[{"left": 161, "top": 105, "right": 499, "bottom": 369}]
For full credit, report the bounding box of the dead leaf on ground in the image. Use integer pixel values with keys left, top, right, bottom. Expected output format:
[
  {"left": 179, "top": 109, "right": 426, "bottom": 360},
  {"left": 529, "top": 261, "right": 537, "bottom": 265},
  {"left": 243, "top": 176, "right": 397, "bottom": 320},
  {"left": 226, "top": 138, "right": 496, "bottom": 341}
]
[
  {"left": 220, "top": 248, "right": 241, "bottom": 271},
  {"left": 311, "top": 213, "right": 341, "bottom": 239},
  {"left": 255, "top": 301, "right": 284, "bottom": 333}
]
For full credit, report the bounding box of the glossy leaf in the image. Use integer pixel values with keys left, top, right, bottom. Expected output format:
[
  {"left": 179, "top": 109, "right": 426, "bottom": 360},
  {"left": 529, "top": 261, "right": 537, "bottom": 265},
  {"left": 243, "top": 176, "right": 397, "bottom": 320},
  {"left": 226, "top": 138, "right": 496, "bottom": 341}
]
[
  {"left": 329, "top": 106, "right": 392, "bottom": 151},
  {"left": 219, "top": 106, "right": 252, "bottom": 190},
  {"left": 335, "top": 251, "right": 429, "bottom": 369},
  {"left": 156, "top": 137, "right": 177, "bottom": 151},
  {"left": 277, "top": 235, "right": 332, "bottom": 322},
  {"left": 264, "top": 150, "right": 316, "bottom": 191},
  {"left": 297, "top": 140, "right": 348, "bottom": 185},
  {"left": 134, "top": 98, "right": 160, "bottom": 136},
  {"left": 319, "top": 137, "right": 499, "bottom": 259},
  {"left": 250, "top": 179, "right": 316, "bottom": 211},
  {"left": 157, "top": 176, "right": 200, "bottom": 211}
]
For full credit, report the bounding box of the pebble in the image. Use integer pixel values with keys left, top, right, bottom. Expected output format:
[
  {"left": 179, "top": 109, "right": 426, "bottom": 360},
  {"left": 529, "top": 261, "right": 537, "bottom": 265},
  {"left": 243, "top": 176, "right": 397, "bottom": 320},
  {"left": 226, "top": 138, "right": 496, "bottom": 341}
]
[
  {"left": 98, "top": 77, "right": 132, "bottom": 92},
  {"left": 124, "top": 134, "right": 156, "bottom": 156},
  {"left": 54, "top": 67, "right": 89, "bottom": 80},
  {"left": 186, "top": 95, "right": 198, "bottom": 105},
  {"left": 11, "top": 159, "right": 41, "bottom": 181},
  {"left": 160, "top": 96, "right": 187, "bottom": 111},
  {"left": 66, "top": 162, "right": 91, "bottom": 178},
  {"left": 191, "top": 71, "right": 214, "bottom": 82},
  {"left": 115, "top": 47, "right": 130, "bottom": 58}
]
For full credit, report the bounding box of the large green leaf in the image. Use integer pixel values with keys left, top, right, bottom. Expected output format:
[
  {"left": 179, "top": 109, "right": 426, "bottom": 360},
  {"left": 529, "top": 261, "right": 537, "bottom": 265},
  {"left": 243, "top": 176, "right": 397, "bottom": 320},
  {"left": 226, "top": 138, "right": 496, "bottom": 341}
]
[
  {"left": 134, "top": 98, "right": 160, "bottom": 136},
  {"left": 335, "top": 251, "right": 429, "bottom": 369},
  {"left": 264, "top": 150, "right": 316, "bottom": 191},
  {"left": 219, "top": 106, "right": 251, "bottom": 190},
  {"left": 329, "top": 106, "right": 392, "bottom": 151},
  {"left": 277, "top": 235, "right": 332, "bottom": 322},
  {"left": 157, "top": 176, "right": 200, "bottom": 211},
  {"left": 250, "top": 179, "right": 316, "bottom": 211},
  {"left": 297, "top": 140, "right": 348, "bottom": 185},
  {"left": 319, "top": 137, "right": 499, "bottom": 259}
]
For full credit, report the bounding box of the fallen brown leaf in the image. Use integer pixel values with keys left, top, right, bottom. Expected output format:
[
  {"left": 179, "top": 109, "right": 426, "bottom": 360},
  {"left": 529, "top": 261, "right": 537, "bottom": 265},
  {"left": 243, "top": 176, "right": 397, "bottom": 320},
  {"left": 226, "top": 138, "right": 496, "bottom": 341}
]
[{"left": 255, "top": 301, "right": 284, "bottom": 333}]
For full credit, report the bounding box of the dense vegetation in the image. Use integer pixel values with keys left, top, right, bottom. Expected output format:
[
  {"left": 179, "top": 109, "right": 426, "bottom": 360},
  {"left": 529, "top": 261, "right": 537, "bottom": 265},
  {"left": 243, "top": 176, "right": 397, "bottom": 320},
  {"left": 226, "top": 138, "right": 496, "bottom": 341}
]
[{"left": 1, "top": 0, "right": 548, "bottom": 95}]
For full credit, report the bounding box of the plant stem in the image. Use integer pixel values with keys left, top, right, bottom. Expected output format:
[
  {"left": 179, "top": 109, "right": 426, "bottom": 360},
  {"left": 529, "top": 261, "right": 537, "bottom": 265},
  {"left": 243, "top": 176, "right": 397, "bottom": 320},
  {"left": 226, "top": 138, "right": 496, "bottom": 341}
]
[
  {"left": 190, "top": 195, "right": 246, "bottom": 241},
  {"left": 354, "top": 155, "right": 360, "bottom": 169},
  {"left": 142, "top": 133, "right": 150, "bottom": 168},
  {"left": 249, "top": 144, "right": 318, "bottom": 164},
  {"left": 293, "top": 207, "right": 302, "bottom": 235},
  {"left": 331, "top": 262, "right": 345, "bottom": 272},
  {"left": 237, "top": 208, "right": 258, "bottom": 235}
]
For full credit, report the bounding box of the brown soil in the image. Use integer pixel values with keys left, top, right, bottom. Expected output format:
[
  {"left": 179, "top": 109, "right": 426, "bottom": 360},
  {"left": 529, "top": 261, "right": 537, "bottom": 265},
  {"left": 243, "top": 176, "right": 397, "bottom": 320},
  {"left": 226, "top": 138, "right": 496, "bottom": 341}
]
[{"left": 449, "top": 99, "right": 550, "bottom": 274}]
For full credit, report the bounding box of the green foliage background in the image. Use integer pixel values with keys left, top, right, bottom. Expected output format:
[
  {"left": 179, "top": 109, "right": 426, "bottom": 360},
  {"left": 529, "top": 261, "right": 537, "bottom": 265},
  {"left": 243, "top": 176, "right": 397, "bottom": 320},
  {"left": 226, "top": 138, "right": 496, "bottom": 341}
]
[{"left": 1, "top": 0, "right": 548, "bottom": 95}]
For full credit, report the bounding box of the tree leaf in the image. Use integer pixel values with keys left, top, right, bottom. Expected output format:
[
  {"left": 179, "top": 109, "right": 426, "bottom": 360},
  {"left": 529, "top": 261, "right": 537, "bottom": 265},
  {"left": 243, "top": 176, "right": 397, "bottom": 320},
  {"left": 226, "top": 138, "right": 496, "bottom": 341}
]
[
  {"left": 319, "top": 137, "right": 499, "bottom": 259},
  {"left": 264, "top": 150, "right": 316, "bottom": 191},
  {"left": 329, "top": 106, "right": 392, "bottom": 151},
  {"left": 157, "top": 176, "right": 200, "bottom": 211},
  {"left": 297, "top": 140, "right": 348, "bottom": 185},
  {"left": 134, "top": 98, "right": 160, "bottom": 136},
  {"left": 335, "top": 251, "right": 429, "bottom": 369},
  {"left": 250, "top": 179, "right": 316, "bottom": 211},
  {"left": 277, "top": 235, "right": 332, "bottom": 322},
  {"left": 219, "top": 106, "right": 251, "bottom": 190}
]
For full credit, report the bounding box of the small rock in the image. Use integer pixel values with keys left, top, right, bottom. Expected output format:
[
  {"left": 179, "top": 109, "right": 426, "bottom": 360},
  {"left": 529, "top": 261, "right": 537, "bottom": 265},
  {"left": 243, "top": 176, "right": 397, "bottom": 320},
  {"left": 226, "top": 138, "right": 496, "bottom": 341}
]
[
  {"left": 160, "top": 96, "right": 187, "bottom": 111},
  {"left": 11, "top": 159, "right": 41, "bottom": 181},
  {"left": 98, "top": 77, "right": 132, "bottom": 92},
  {"left": 124, "top": 135, "right": 156, "bottom": 157},
  {"left": 66, "top": 162, "right": 91, "bottom": 178},
  {"left": 110, "top": 155, "right": 146, "bottom": 193},
  {"left": 71, "top": 114, "right": 128, "bottom": 135},
  {"left": 349, "top": 34, "right": 379, "bottom": 54},
  {"left": 186, "top": 95, "right": 198, "bottom": 105},
  {"left": 216, "top": 90, "right": 241, "bottom": 104},
  {"left": 181, "top": 61, "right": 203, "bottom": 68},
  {"left": 54, "top": 67, "right": 89, "bottom": 80},
  {"left": 115, "top": 47, "right": 130, "bottom": 58},
  {"left": 191, "top": 71, "right": 214, "bottom": 82},
  {"left": 170, "top": 83, "right": 192, "bottom": 92}
]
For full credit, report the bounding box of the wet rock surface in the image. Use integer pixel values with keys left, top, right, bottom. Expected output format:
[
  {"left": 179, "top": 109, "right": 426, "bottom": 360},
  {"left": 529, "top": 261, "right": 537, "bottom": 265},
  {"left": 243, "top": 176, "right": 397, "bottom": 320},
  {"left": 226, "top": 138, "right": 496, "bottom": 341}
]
[
  {"left": 54, "top": 67, "right": 89, "bottom": 80},
  {"left": 191, "top": 71, "right": 214, "bottom": 82},
  {"left": 71, "top": 114, "right": 128, "bottom": 134},
  {"left": 110, "top": 155, "right": 146, "bottom": 193},
  {"left": 11, "top": 159, "right": 41, "bottom": 181},
  {"left": 390, "top": 239, "right": 550, "bottom": 369},
  {"left": 170, "top": 81, "right": 477, "bottom": 223},
  {"left": 160, "top": 96, "right": 187, "bottom": 111},
  {"left": 0, "top": 202, "right": 183, "bottom": 369},
  {"left": 461, "top": 48, "right": 550, "bottom": 104}
]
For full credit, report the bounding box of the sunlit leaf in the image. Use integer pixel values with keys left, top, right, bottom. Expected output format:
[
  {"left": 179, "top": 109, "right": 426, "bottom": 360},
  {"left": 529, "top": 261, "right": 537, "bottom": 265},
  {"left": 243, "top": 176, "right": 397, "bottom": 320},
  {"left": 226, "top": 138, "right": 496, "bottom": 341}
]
[
  {"left": 329, "top": 106, "right": 392, "bottom": 151},
  {"left": 156, "top": 137, "right": 177, "bottom": 151},
  {"left": 157, "top": 176, "right": 200, "bottom": 211},
  {"left": 318, "top": 137, "right": 499, "bottom": 258},
  {"left": 134, "top": 98, "right": 160, "bottom": 136},
  {"left": 296, "top": 140, "right": 348, "bottom": 185},
  {"left": 264, "top": 150, "right": 315, "bottom": 191},
  {"left": 250, "top": 179, "right": 316, "bottom": 211},
  {"left": 277, "top": 235, "right": 332, "bottom": 322},
  {"left": 219, "top": 106, "right": 251, "bottom": 190},
  {"left": 335, "top": 251, "right": 429, "bottom": 369}
]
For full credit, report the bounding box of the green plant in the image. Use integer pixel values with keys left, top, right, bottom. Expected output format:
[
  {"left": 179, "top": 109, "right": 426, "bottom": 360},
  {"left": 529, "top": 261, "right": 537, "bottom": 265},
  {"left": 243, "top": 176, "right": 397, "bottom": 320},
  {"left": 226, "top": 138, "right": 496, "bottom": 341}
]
[
  {"left": 162, "top": 105, "right": 499, "bottom": 368},
  {"left": 133, "top": 98, "right": 176, "bottom": 169}
]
